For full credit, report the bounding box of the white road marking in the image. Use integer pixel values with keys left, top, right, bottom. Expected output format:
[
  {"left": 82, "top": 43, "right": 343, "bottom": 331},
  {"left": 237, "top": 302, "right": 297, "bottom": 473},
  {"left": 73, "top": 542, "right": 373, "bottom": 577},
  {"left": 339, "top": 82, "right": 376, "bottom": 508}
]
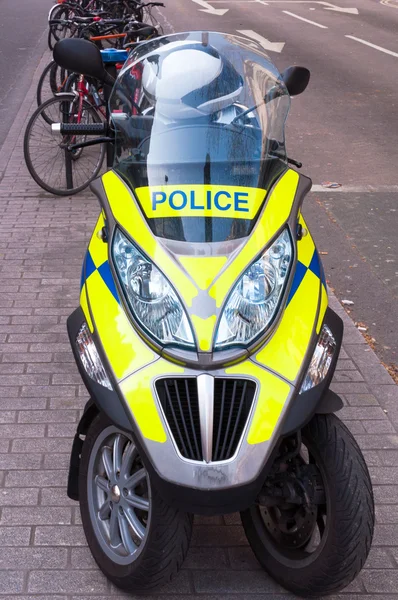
[
  {"left": 191, "top": 0, "right": 229, "bottom": 15},
  {"left": 282, "top": 10, "right": 328, "bottom": 27},
  {"left": 311, "top": 185, "right": 398, "bottom": 192},
  {"left": 237, "top": 29, "right": 285, "bottom": 52},
  {"left": 322, "top": 2, "right": 358, "bottom": 13},
  {"left": 345, "top": 35, "right": 398, "bottom": 57},
  {"left": 212, "top": 0, "right": 359, "bottom": 10}
]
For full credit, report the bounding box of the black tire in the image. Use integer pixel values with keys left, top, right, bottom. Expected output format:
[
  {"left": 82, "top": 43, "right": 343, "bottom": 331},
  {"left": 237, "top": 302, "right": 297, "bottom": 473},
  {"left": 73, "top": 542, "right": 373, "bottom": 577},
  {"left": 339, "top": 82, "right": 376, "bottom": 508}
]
[
  {"left": 36, "top": 61, "right": 68, "bottom": 117},
  {"left": 48, "top": 3, "right": 84, "bottom": 50},
  {"left": 79, "top": 413, "right": 193, "bottom": 592},
  {"left": 241, "top": 414, "right": 374, "bottom": 597},
  {"left": 24, "top": 94, "right": 106, "bottom": 196}
]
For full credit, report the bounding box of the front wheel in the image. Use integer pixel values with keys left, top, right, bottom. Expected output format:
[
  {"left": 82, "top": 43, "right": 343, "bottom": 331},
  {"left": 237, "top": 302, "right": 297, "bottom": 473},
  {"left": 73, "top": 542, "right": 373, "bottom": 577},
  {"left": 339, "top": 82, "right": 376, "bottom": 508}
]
[
  {"left": 79, "top": 413, "right": 192, "bottom": 592},
  {"left": 241, "top": 413, "right": 374, "bottom": 597}
]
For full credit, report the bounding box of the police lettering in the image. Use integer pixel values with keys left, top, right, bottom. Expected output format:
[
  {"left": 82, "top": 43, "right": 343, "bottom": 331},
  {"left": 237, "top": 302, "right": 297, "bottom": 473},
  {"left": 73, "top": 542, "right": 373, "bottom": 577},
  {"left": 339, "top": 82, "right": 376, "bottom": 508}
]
[{"left": 151, "top": 189, "right": 249, "bottom": 213}]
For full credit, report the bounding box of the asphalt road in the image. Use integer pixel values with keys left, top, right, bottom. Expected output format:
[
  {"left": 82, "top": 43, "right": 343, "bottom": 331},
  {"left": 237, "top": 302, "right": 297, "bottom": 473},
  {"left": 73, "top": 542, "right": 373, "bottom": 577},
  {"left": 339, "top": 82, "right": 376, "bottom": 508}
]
[
  {"left": 0, "top": 0, "right": 51, "bottom": 147},
  {"left": 155, "top": 0, "right": 398, "bottom": 368}
]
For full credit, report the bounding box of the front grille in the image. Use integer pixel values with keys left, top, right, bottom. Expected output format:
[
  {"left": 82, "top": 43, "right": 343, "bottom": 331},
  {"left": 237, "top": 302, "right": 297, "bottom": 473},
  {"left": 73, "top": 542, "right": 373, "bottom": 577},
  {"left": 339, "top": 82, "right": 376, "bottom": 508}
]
[
  {"left": 156, "top": 377, "right": 256, "bottom": 463},
  {"left": 156, "top": 378, "right": 202, "bottom": 461},
  {"left": 213, "top": 379, "right": 256, "bottom": 461}
]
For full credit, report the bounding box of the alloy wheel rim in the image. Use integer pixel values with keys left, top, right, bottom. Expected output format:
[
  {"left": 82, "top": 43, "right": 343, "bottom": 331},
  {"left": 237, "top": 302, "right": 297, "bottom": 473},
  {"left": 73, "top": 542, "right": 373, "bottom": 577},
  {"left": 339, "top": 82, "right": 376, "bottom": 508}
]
[{"left": 87, "top": 426, "right": 151, "bottom": 565}]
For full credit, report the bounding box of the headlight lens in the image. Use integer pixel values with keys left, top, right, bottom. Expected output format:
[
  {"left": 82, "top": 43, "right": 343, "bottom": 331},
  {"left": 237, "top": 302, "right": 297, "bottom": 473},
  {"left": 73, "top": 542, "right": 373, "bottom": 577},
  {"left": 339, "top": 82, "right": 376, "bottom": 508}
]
[
  {"left": 214, "top": 229, "right": 293, "bottom": 350},
  {"left": 300, "top": 325, "right": 336, "bottom": 393},
  {"left": 76, "top": 323, "right": 112, "bottom": 390},
  {"left": 112, "top": 229, "right": 195, "bottom": 349}
]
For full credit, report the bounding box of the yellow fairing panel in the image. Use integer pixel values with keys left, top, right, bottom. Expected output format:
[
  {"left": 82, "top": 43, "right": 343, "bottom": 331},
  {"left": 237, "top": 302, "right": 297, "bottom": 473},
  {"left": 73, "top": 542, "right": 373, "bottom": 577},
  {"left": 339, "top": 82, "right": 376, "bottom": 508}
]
[
  {"left": 256, "top": 216, "right": 323, "bottom": 383},
  {"left": 135, "top": 185, "right": 266, "bottom": 219},
  {"left": 102, "top": 171, "right": 198, "bottom": 307},
  {"left": 209, "top": 170, "right": 299, "bottom": 307},
  {"left": 191, "top": 315, "right": 217, "bottom": 351},
  {"left": 84, "top": 215, "right": 156, "bottom": 382},
  {"left": 226, "top": 360, "right": 291, "bottom": 444},
  {"left": 120, "top": 360, "right": 184, "bottom": 443}
]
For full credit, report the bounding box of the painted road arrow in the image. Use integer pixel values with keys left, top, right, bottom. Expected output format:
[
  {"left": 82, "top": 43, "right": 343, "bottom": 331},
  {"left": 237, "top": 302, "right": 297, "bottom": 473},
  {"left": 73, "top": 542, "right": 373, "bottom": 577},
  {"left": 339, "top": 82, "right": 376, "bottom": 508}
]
[
  {"left": 321, "top": 2, "right": 359, "bottom": 13},
  {"left": 191, "top": 0, "right": 229, "bottom": 15},
  {"left": 237, "top": 30, "right": 285, "bottom": 53}
]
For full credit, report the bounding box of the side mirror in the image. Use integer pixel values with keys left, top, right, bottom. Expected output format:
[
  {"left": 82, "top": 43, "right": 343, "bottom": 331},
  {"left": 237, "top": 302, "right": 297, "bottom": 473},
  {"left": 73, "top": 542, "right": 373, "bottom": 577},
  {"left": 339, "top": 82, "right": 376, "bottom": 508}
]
[
  {"left": 281, "top": 66, "right": 310, "bottom": 96},
  {"left": 53, "top": 38, "right": 114, "bottom": 85}
]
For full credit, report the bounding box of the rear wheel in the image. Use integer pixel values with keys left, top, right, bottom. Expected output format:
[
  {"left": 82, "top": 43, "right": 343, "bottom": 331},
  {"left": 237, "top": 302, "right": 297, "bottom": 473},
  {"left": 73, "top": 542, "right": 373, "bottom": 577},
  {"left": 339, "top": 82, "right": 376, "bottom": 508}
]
[
  {"left": 241, "top": 414, "right": 374, "bottom": 597},
  {"left": 79, "top": 413, "right": 192, "bottom": 592}
]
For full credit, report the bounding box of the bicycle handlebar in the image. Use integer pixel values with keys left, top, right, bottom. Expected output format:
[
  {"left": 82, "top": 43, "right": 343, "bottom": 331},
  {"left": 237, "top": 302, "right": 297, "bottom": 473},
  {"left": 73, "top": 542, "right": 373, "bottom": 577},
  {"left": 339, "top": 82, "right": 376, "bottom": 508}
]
[{"left": 52, "top": 122, "right": 108, "bottom": 135}]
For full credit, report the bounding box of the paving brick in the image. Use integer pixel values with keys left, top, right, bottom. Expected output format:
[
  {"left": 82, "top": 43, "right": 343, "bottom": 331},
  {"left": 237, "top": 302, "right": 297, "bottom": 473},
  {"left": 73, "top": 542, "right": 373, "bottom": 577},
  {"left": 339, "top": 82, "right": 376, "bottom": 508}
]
[
  {"left": 340, "top": 406, "right": 388, "bottom": 420},
  {"left": 0, "top": 410, "right": 16, "bottom": 423},
  {"left": 375, "top": 505, "right": 398, "bottom": 524},
  {"left": 377, "top": 449, "right": 398, "bottom": 466},
  {"left": 0, "top": 440, "right": 10, "bottom": 453},
  {"left": 373, "top": 524, "right": 398, "bottom": 546},
  {"left": 34, "top": 525, "right": 87, "bottom": 546},
  {"left": 0, "top": 424, "right": 45, "bottom": 439},
  {"left": 0, "top": 397, "right": 47, "bottom": 410},
  {"left": 364, "top": 547, "right": 396, "bottom": 569},
  {"left": 11, "top": 438, "right": 72, "bottom": 453},
  {"left": 0, "top": 547, "right": 67, "bottom": 569},
  {"left": 0, "top": 571, "right": 25, "bottom": 594},
  {"left": 28, "top": 570, "right": 108, "bottom": 594},
  {"left": 373, "top": 486, "right": 398, "bottom": 504},
  {"left": 18, "top": 409, "right": 78, "bottom": 423},
  {"left": 363, "top": 420, "right": 396, "bottom": 434},
  {"left": 0, "top": 488, "right": 39, "bottom": 506},
  {"left": 356, "top": 435, "right": 398, "bottom": 451},
  {"left": 369, "top": 467, "right": 398, "bottom": 485},
  {"left": 183, "top": 547, "right": 229, "bottom": 570},
  {"left": 6, "top": 470, "right": 68, "bottom": 488},
  {"left": 70, "top": 547, "right": 97, "bottom": 570},
  {"left": 1, "top": 507, "right": 71, "bottom": 526},
  {"left": 191, "top": 526, "right": 248, "bottom": 547},
  {"left": 0, "top": 526, "right": 31, "bottom": 546},
  {"left": 40, "top": 488, "right": 76, "bottom": 507},
  {"left": 362, "top": 570, "right": 398, "bottom": 593},
  {"left": 47, "top": 423, "right": 79, "bottom": 437},
  {"left": 193, "top": 569, "right": 283, "bottom": 594},
  {"left": 227, "top": 547, "right": 262, "bottom": 571},
  {"left": 0, "top": 453, "right": 41, "bottom": 470}
]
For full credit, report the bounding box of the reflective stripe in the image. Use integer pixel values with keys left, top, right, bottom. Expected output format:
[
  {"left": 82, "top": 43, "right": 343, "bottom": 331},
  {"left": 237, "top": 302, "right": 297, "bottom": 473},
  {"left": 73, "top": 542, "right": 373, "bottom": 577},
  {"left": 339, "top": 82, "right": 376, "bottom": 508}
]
[{"left": 225, "top": 360, "right": 291, "bottom": 444}]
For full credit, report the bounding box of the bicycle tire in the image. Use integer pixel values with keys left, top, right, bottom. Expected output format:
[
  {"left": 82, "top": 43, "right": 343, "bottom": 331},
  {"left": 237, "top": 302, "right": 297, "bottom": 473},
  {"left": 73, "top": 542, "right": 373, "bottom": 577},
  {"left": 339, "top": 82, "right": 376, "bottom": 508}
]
[
  {"left": 48, "top": 3, "right": 85, "bottom": 49},
  {"left": 24, "top": 94, "right": 106, "bottom": 196},
  {"left": 36, "top": 61, "right": 68, "bottom": 115}
]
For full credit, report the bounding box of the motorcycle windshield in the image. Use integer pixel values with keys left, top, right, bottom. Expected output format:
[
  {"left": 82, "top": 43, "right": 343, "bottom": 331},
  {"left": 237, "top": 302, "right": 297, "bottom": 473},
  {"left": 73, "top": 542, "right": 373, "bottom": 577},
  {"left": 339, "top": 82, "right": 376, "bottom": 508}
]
[{"left": 110, "top": 31, "right": 290, "bottom": 243}]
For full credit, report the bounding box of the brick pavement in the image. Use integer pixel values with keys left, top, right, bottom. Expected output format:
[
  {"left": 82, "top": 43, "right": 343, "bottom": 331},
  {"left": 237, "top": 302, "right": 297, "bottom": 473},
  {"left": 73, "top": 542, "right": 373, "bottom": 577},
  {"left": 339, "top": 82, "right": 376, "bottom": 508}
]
[{"left": 0, "top": 50, "right": 397, "bottom": 599}]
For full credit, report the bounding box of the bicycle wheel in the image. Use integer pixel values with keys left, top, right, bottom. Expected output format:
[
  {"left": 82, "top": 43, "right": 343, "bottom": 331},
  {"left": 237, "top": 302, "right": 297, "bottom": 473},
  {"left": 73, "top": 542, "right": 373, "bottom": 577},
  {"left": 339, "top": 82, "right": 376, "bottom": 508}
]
[
  {"left": 48, "top": 3, "right": 84, "bottom": 50},
  {"left": 37, "top": 61, "right": 69, "bottom": 119},
  {"left": 24, "top": 94, "right": 106, "bottom": 196}
]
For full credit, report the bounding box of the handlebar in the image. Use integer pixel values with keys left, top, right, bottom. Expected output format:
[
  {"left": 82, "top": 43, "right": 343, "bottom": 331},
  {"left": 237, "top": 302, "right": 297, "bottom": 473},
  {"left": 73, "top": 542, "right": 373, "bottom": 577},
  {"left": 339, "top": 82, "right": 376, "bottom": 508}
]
[{"left": 52, "top": 122, "right": 108, "bottom": 135}]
